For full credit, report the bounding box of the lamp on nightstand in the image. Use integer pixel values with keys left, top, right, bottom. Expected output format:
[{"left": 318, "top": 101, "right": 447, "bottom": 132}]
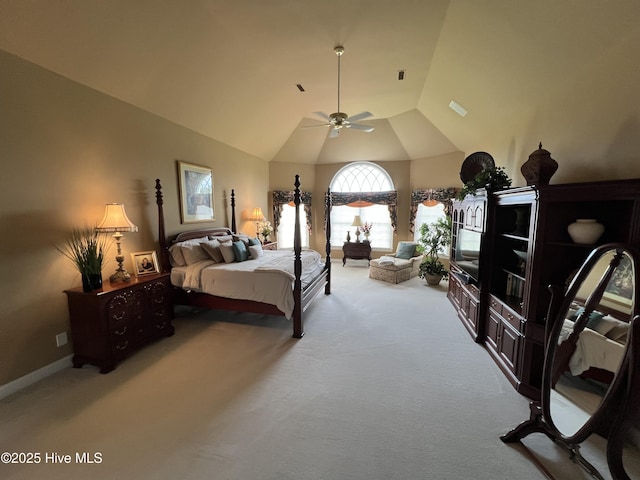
[
  {"left": 251, "top": 207, "right": 265, "bottom": 237},
  {"left": 352, "top": 215, "right": 362, "bottom": 242},
  {"left": 96, "top": 203, "right": 138, "bottom": 282}
]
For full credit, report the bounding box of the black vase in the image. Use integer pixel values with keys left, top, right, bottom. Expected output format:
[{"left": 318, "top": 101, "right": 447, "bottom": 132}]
[{"left": 82, "top": 273, "right": 103, "bottom": 292}]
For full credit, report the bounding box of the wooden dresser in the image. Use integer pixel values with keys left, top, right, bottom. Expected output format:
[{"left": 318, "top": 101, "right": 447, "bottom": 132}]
[
  {"left": 64, "top": 273, "right": 174, "bottom": 373},
  {"left": 342, "top": 241, "right": 372, "bottom": 265}
]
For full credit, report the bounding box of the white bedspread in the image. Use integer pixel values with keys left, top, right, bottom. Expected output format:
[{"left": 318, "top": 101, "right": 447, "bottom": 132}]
[
  {"left": 559, "top": 319, "right": 626, "bottom": 376},
  {"left": 171, "top": 250, "right": 325, "bottom": 318}
]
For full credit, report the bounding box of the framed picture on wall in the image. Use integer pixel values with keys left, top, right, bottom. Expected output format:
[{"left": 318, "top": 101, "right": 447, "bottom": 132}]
[
  {"left": 602, "top": 252, "right": 634, "bottom": 312},
  {"left": 131, "top": 251, "right": 160, "bottom": 276},
  {"left": 177, "top": 160, "right": 215, "bottom": 224}
]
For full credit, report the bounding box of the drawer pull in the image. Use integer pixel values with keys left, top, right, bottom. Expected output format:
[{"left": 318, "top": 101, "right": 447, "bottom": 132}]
[
  {"left": 156, "top": 322, "right": 166, "bottom": 330},
  {"left": 112, "top": 312, "right": 125, "bottom": 321},
  {"left": 155, "top": 310, "right": 166, "bottom": 317},
  {"left": 116, "top": 341, "right": 129, "bottom": 351},
  {"left": 153, "top": 297, "right": 165, "bottom": 304},
  {"left": 114, "top": 326, "right": 127, "bottom": 336}
]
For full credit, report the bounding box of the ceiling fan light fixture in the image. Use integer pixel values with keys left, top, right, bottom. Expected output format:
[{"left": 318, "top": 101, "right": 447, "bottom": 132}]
[{"left": 303, "top": 45, "right": 375, "bottom": 137}]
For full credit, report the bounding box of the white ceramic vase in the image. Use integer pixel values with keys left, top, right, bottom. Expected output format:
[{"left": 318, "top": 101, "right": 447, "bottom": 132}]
[{"left": 567, "top": 219, "right": 604, "bottom": 245}]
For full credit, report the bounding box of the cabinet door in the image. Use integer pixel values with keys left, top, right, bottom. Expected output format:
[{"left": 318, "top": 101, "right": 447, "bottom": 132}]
[
  {"left": 472, "top": 203, "right": 484, "bottom": 230},
  {"left": 498, "top": 323, "right": 520, "bottom": 374},
  {"left": 486, "top": 309, "right": 500, "bottom": 351}
]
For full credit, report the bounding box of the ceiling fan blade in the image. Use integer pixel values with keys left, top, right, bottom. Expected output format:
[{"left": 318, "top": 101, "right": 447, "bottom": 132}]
[
  {"left": 312, "top": 111, "right": 332, "bottom": 122},
  {"left": 348, "top": 123, "right": 375, "bottom": 133},
  {"left": 328, "top": 128, "right": 340, "bottom": 139},
  {"left": 347, "top": 111, "right": 373, "bottom": 123},
  {"left": 301, "top": 123, "right": 331, "bottom": 129}
]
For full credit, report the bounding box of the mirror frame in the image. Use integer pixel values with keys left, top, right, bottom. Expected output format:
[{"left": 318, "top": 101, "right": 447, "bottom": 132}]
[
  {"left": 542, "top": 244, "right": 638, "bottom": 444},
  {"left": 502, "top": 243, "right": 640, "bottom": 479}
]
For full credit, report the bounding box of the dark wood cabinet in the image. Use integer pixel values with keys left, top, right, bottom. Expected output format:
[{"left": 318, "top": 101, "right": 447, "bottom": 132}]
[
  {"left": 449, "top": 178, "right": 640, "bottom": 400},
  {"left": 447, "top": 271, "right": 481, "bottom": 341},
  {"left": 65, "top": 273, "right": 174, "bottom": 373},
  {"left": 342, "top": 241, "right": 372, "bottom": 265}
]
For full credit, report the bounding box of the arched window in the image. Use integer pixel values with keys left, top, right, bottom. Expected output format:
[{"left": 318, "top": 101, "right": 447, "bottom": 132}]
[{"left": 330, "top": 162, "right": 395, "bottom": 249}]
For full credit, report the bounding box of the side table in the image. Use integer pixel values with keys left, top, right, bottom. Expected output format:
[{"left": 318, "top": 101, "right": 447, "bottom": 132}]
[{"left": 342, "top": 241, "right": 372, "bottom": 266}]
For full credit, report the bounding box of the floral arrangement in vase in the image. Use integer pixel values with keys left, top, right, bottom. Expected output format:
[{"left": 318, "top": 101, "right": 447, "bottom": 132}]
[
  {"left": 361, "top": 222, "right": 372, "bottom": 240},
  {"left": 258, "top": 220, "right": 273, "bottom": 242}
]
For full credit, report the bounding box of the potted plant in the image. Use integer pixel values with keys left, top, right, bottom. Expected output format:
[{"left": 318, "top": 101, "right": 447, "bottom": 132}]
[
  {"left": 417, "top": 216, "right": 452, "bottom": 286},
  {"left": 56, "top": 225, "right": 109, "bottom": 292},
  {"left": 457, "top": 166, "right": 512, "bottom": 200}
]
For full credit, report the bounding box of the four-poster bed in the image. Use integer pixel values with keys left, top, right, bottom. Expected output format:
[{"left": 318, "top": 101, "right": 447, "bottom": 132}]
[{"left": 155, "top": 175, "right": 331, "bottom": 338}]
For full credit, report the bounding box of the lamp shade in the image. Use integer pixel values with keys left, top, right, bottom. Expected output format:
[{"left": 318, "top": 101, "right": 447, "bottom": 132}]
[
  {"left": 351, "top": 215, "right": 362, "bottom": 227},
  {"left": 96, "top": 204, "right": 138, "bottom": 233},
  {"left": 251, "top": 207, "right": 265, "bottom": 221}
]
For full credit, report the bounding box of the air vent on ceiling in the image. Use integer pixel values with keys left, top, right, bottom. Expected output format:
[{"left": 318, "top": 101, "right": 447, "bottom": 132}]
[
  {"left": 296, "top": 84, "right": 305, "bottom": 92},
  {"left": 398, "top": 70, "right": 405, "bottom": 80}
]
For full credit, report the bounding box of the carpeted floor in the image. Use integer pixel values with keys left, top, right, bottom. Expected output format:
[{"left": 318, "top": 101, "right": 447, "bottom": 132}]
[{"left": 0, "top": 261, "right": 618, "bottom": 479}]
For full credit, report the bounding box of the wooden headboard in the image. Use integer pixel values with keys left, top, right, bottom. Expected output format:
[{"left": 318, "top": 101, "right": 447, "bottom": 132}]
[{"left": 155, "top": 179, "right": 236, "bottom": 273}]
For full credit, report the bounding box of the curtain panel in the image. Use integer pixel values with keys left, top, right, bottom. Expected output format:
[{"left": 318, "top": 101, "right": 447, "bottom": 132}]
[
  {"left": 327, "top": 190, "right": 398, "bottom": 233},
  {"left": 272, "top": 190, "right": 313, "bottom": 234},
  {"left": 410, "top": 188, "right": 459, "bottom": 234}
]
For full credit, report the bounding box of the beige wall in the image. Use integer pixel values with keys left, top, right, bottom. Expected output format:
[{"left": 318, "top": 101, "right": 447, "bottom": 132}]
[{"left": 0, "top": 51, "right": 267, "bottom": 385}]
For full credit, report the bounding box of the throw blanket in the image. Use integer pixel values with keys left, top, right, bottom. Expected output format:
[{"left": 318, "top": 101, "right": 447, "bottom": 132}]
[{"left": 255, "top": 249, "right": 322, "bottom": 280}]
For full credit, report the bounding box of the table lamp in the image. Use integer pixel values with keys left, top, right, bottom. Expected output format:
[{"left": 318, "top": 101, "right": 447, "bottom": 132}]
[
  {"left": 251, "top": 207, "right": 265, "bottom": 237},
  {"left": 352, "top": 215, "right": 362, "bottom": 242},
  {"left": 96, "top": 203, "right": 138, "bottom": 282}
]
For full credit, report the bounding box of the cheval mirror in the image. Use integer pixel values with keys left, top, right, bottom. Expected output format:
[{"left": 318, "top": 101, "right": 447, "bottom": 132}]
[{"left": 501, "top": 243, "right": 640, "bottom": 479}]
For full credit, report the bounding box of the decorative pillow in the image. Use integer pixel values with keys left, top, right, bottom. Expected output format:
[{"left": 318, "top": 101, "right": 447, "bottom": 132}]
[
  {"left": 248, "top": 244, "right": 263, "bottom": 259},
  {"left": 169, "top": 236, "right": 209, "bottom": 266},
  {"left": 596, "top": 315, "right": 630, "bottom": 341},
  {"left": 219, "top": 243, "right": 236, "bottom": 263},
  {"left": 395, "top": 242, "right": 418, "bottom": 260},
  {"left": 233, "top": 233, "right": 252, "bottom": 245},
  {"left": 232, "top": 240, "right": 249, "bottom": 262},
  {"left": 201, "top": 239, "right": 223, "bottom": 263},
  {"left": 210, "top": 234, "right": 234, "bottom": 244},
  {"left": 377, "top": 256, "right": 396, "bottom": 266},
  {"left": 569, "top": 307, "right": 606, "bottom": 330},
  {"left": 180, "top": 243, "right": 209, "bottom": 265},
  {"left": 248, "top": 237, "right": 262, "bottom": 246}
]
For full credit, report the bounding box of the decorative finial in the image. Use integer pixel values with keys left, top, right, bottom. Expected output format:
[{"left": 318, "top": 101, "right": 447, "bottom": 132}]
[{"left": 539, "top": 142, "right": 543, "bottom": 149}]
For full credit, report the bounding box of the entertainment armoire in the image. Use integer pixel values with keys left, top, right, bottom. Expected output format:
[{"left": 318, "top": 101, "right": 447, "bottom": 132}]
[{"left": 447, "top": 179, "right": 640, "bottom": 400}]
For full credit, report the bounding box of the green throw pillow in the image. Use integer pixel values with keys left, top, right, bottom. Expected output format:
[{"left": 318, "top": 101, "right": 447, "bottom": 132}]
[
  {"left": 232, "top": 240, "right": 249, "bottom": 262},
  {"left": 569, "top": 307, "right": 605, "bottom": 330},
  {"left": 396, "top": 242, "right": 417, "bottom": 260}
]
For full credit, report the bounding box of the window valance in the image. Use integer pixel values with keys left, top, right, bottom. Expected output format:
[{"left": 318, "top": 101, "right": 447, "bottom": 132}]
[
  {"left": 410, "top": 188, "right": 459, "bottom": 234},
  {"left": 327, "top": 190, "right": 398, "bottom": 233},
  {"left": 272, "top": 190, "right": 312, "bottom": 234}
]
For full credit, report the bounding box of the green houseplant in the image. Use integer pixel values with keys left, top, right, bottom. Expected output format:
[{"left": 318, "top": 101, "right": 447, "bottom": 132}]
[
  {"left": 417, "top": 216, "right": 452, "bottom": 285},
  {"left": 56, "top": 226, "right": 109, "bottom": 292},
  {"left": 457, "top": 166, "right": 512, "bottom": 200}
]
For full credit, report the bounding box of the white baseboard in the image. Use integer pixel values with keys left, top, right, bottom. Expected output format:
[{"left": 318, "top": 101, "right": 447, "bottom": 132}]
[{"left": 0, "top": 355, "right": 73, "bottom": 400}]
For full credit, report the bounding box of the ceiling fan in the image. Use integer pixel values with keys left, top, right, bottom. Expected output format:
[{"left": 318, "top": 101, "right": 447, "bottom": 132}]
[{"left": 306, "top": 46, "right": 375, "bottom": 138}]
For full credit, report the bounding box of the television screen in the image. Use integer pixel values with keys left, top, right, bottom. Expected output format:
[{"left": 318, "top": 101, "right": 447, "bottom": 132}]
[{"left": 453, "top": 228, "right": 482, "bottom": 283}]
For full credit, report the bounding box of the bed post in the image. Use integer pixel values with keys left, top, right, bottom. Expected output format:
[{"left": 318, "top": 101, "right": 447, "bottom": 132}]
[
  {"left": 156, "top": 179, "right": 170, "bottom": 273},
  {"left": 230, "top": 189, "right": 237, "bottom": 233},
  {"left": 292, "top": 175, "right": 304, "bottom": 338},
  {"left": 325, "top": 187, "right": 332, "bottom": 294}
]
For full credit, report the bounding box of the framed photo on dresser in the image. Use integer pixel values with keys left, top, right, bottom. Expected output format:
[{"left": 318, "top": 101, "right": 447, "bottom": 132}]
[{"left": 131, "top": 251, "right": 160, "bottom": 276}]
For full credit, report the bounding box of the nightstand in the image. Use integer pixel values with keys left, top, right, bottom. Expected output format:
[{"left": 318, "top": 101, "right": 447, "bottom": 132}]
[
  {"left": 342, "top": 241, "right": 372, "bottom": 266},
  {"left": 263, "top": 241, "right": 278, "bottom": 251},
  {"left": 64, "top": 273, "right": 174, "bottom": 373}
]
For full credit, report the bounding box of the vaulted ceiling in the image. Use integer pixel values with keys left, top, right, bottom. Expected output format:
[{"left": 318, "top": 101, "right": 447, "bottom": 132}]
[{"left": 0, "top": 1, "right": 637, "bottom": 165}]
